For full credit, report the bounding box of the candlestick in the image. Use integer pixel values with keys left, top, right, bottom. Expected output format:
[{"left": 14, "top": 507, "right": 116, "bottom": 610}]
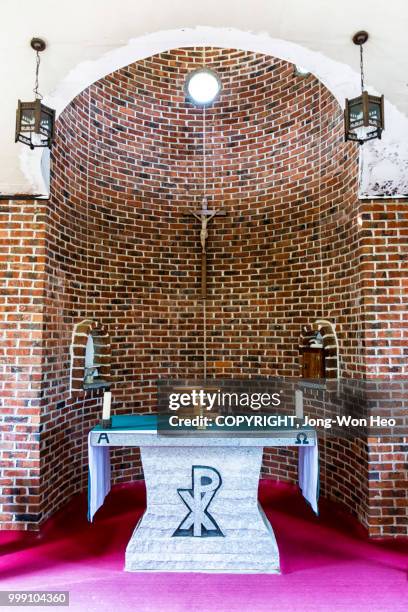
[
  {"left": 101, "top": 391, "right": 112, "bottom": 428},
  {"left": 295, "top": 389, "right": 303, "bottom": 420}
]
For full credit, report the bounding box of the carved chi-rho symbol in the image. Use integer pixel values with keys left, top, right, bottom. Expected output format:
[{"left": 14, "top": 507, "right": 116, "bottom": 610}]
[{"left": 173, "top": 465, "right": 224, "bottom": 537}]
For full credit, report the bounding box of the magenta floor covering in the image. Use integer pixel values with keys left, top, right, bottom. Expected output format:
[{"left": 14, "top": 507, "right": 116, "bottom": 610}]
[{"left": 1, "top": 480, "right": 407, "bottom": 612}]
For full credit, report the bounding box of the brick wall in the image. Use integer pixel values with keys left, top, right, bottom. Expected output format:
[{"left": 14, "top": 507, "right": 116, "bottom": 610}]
[
  {"left": 368, "top": 436, "right": 408, "bottom": 537},
  {"left": 0, "top": 201, "right": 45, "bottom": 530},
  {"left": 0, "top": 48, "right": 406, "bottom": 536},
  {"left": 361, "top": 201, "right": 408, "bottom": 536},
  {"left": 360, "top": 200, "right": 408, "bottom": 377}
]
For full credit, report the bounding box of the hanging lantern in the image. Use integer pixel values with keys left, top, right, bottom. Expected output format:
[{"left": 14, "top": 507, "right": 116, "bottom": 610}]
[
  {"left": 344, "top": 31, "right": 384, "bottom": 144},
  {"left": 15, "top": 38, "right": 55, "bottom": 149}
]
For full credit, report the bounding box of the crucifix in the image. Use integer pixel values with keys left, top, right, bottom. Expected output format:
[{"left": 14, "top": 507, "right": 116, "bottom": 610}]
[{"left": 185, "top": 197, "right": 226, "bottom": 299}]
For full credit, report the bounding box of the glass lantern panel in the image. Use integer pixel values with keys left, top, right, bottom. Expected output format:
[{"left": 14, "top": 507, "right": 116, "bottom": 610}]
[
  {"left": 21, "top": 107, "right": 36, "bottom": 131},
  {"left": 40, "top": 109, "right": 51, "bottom": 134},
  {"left": 349, "top": 101, "right": 363, "bottom": 126},
  {"left": 368, "top": 102, "right": 381, "bottom": 123}
]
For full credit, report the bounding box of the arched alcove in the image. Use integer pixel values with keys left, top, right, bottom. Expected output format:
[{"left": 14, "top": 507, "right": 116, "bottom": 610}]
[
  {"left": 69, "top": 319, "right": 111, "bottom": 393},
  {"left": 300, "top": 319, "right": 340, "bottom": 379},
  {"left": 39, "top": 45, "right": 369, "bottom": 529}
]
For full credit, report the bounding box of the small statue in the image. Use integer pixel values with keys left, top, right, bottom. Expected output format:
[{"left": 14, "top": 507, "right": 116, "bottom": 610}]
[
  {"left": 309, "top": 331, "right": 323, "bottom": 348},
  {"left": 84, "top": 366, "right": 98, "bottom": 385}
]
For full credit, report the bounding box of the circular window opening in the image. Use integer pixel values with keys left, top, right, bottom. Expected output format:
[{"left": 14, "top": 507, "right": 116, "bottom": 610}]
[{"left": 185, "top": 68, "right": 222, "bottom": 106}]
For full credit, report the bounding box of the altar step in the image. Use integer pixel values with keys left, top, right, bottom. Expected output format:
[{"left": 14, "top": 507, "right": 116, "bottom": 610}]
[{"left": 125, "top": 505, "right": 280, "bottom": 573}]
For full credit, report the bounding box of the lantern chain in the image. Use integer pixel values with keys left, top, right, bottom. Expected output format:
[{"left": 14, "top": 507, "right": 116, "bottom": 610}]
[
  {"left": 359, "top": 43, "right": 365, "bottom": 92},
  {"left": 33, "top": 50, "right": 43, "bottom": 100}
]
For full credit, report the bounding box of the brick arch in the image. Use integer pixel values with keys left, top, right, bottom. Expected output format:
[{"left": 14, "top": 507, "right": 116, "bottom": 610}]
[
  {"left": 69, "top": 319, "right": 111, "bottom": 394},
  {"left": 315, "top": 319, "right": 340, "bottom": 379}
]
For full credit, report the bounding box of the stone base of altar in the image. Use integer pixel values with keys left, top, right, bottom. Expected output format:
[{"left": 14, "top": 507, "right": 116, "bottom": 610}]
[{"left": 125, "top": 445, "right": 280, "bottom": 573}]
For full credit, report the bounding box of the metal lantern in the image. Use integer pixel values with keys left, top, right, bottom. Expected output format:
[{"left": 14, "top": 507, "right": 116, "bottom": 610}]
[
  {"left": 344, "top": 31, "right": 384, "bottom": 144},
  {"left": 15, "top": 38, "right": 55, "bottom": 149}
]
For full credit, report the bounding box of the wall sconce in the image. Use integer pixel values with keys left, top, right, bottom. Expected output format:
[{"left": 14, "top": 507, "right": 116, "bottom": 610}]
[
  {"left": 15, "top": 38, "right": 55, "bottom": 149},
  {"left": 344, "top": 31, "right": 384, "bottom": 144}
]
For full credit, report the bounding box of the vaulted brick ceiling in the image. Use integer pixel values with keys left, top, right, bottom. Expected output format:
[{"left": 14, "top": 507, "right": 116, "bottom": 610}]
[{"left": 2, "top": 0, "right": 408, "bottom": 196}]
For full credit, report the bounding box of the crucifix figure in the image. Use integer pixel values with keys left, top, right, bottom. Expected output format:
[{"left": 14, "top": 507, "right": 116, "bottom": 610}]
[{"left": 185, "top": 197, "right": 226, "bottom": 299}]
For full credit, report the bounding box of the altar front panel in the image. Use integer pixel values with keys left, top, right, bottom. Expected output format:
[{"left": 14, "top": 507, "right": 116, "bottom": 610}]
[{"left": 125, "top": 445, "right": 280, "bottom": 573}]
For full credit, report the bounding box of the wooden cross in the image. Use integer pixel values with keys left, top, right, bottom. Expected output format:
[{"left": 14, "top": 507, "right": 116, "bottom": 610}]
[{"left": 184, "top": 197, "right": 226, "bottom": 299}]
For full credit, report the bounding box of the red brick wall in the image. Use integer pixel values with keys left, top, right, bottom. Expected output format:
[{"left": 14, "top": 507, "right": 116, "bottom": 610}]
[
  {"left": 368, "top": 436, "right": 408, "bottom": 537},
  {"left": 360, "top": 200, "right": 408, "bottom": 377},
  {"left": 0, "top": 48, "right": 406, "bottom": 536},
  {"left": 361, "top": 200, "right": 408, "bottom": 535},
  {"left": 0, "top": 201, "right": 45, "bottom": 530}
]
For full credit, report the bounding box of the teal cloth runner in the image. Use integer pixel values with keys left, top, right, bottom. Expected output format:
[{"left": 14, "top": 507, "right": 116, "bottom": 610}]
[{"left": 92, "top": 414, "right": 157, "bottom": 431}]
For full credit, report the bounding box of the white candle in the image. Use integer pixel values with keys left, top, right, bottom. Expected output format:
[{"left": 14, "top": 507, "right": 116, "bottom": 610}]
[
  {"left": 102, "top": 391, "right": 111, "bottom": 420},
  {"left": 295, "top": 389, "right": 303, "bottom": 419}
]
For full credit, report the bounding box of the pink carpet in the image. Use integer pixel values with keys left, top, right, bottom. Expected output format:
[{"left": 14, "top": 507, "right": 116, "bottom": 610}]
[{"left": 1, "top": 481, "right": 407, "bottom": 612}]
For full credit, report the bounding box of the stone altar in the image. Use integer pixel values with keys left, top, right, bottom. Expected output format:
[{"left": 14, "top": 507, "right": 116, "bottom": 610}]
[{"left": 88, "top": 416, "right": 318, "bottom": 574}]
